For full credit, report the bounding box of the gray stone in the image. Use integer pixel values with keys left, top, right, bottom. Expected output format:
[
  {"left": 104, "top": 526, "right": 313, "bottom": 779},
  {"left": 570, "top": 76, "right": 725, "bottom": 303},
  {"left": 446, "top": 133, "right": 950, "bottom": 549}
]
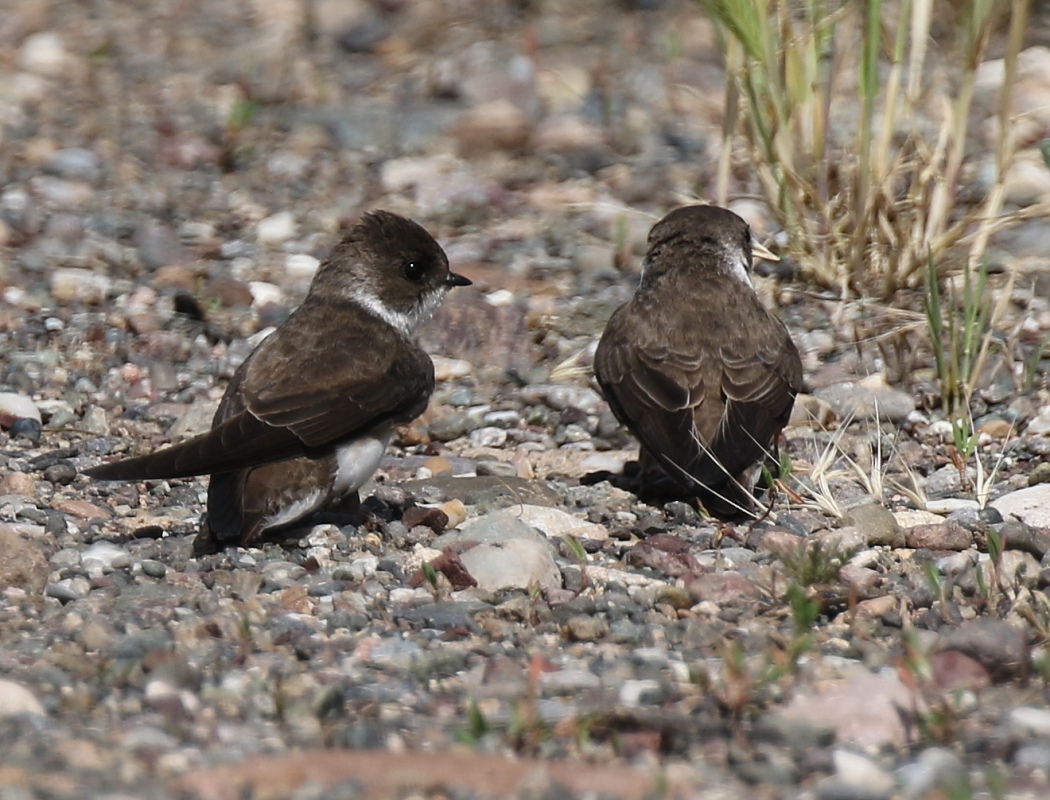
[
  {"left": 840, "top": 503, "right": 904, "bottom": 549},
  {"left": 458, "top": 539, "right": 561, "bottom": 592}
]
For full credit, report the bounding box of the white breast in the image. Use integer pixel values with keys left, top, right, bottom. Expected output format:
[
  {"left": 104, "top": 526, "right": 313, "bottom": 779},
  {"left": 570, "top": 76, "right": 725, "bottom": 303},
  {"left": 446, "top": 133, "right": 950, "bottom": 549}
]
[{"left": 332, "top": 428, "right": 392, "bottom": 495}]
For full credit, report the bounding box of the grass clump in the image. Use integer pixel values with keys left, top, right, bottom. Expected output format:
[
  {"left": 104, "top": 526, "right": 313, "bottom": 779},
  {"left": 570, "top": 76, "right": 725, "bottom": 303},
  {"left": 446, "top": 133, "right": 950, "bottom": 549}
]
[{"left": 701, "top": 0, "right": 1032, "bottom": 299}]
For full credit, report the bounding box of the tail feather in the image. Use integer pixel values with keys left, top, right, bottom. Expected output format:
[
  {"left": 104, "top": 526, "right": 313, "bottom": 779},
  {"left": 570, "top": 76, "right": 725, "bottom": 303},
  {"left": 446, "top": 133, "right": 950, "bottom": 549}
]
[{"left": 84, "top": 411, "right": 306, "bottom": 480}]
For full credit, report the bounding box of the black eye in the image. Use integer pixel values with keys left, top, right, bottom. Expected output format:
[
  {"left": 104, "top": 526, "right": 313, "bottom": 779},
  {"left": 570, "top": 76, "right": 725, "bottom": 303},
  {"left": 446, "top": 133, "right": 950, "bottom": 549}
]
[{"left": 402, "top": 261, "right": 426, "bottom": 282}]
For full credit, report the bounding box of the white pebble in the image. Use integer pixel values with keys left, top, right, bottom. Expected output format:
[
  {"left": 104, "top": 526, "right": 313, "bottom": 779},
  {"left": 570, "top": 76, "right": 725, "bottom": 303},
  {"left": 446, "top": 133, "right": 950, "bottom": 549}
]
[
  {"left": 18, "top": 32, "right": 68, "bottom": 77},
  {"left": 257, "top": 211, "right": 297, "bottom": 245}
]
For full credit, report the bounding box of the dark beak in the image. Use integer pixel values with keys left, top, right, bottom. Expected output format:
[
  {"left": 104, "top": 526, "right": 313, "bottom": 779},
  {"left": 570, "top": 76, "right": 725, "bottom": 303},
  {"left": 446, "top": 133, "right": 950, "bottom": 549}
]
[{"left": 446, "top": 272, "right": 472, "bottom": 287}]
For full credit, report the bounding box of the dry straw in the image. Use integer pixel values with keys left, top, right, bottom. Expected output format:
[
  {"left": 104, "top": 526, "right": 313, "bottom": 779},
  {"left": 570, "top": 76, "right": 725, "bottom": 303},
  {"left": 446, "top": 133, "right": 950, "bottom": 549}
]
[{"left": 702, "top": 0, "right": 1033, "bottom": 298}]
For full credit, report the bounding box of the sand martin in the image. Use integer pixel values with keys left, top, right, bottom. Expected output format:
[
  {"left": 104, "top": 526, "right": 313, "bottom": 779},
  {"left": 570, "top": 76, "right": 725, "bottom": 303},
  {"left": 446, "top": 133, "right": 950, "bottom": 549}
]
[
  {"left": 87, "top": 211, "right": 471, "bottom": 548},
  {"left": 593, "top": 204, "right": 803, "bottom": 518}
]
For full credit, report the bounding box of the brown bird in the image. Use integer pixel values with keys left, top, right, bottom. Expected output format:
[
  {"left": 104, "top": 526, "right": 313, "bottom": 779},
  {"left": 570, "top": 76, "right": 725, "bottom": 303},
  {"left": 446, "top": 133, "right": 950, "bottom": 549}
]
[
  {"left": 87, "top": 211, "right": 471, "bottom": 549},
  {"left": 593, "top": 205, "right": 803, "bottom": 518}
]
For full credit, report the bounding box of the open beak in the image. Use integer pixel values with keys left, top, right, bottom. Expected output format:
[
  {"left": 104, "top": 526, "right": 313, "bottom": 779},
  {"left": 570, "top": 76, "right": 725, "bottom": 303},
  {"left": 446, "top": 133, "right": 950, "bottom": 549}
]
[
  {"left": 751, "top": 239, "right": 780, "bottom": 262},
  {"left": 446, "top": 272, "right": 472, "bottom": 287}
]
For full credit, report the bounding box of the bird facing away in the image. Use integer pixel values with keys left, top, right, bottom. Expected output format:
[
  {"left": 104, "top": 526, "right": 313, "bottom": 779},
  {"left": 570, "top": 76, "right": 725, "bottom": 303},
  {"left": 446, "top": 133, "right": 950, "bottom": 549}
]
[
  {"left": 593, "top": 204, "right": 803, "bottom": 518},
  {"left": 87, "top": 211, "right": 471, "bottom": 549}
]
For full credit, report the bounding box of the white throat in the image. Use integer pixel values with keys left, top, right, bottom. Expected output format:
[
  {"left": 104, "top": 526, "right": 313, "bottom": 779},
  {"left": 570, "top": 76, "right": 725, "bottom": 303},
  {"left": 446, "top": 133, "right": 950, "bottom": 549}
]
[
  {"left": 728, "top": 252, "right": 754, "bottom": 288},
  {"left": 351, "top": 285, "right": 445, "bottom": 337}
]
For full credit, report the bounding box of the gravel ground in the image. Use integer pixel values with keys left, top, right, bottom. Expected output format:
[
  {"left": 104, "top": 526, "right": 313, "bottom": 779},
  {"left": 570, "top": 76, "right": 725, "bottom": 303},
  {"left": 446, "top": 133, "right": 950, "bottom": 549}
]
[{"left": 3, "top": 2, "right": 1050, "bottom": 799}]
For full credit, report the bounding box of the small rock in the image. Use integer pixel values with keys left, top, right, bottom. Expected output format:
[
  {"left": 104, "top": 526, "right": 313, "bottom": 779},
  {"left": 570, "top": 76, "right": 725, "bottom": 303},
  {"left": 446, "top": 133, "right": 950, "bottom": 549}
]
[
  {"left": 929, "top": 650, "right": 990, "bottom": 693},
  {"left": 942, "top": 617, "right": 1028, "bottom": 682},
  {"left": 0, "top": 524, "right": 49, "bottom": 594},
  {"left": 897, "top": 748, "right": 967, "bottom": 800},
  {"left": 468, "top": 426, "right": 507, "bottom": 448},
  {"left": 458, "top": 539, "right": 561, "bottom": 592},
  {"left": 43, "top": 463, "right": 76, "bottom": 485},
  {"left": 997, "top": 520, "right": 1050, "bottom": 559},
  {"left": 167, "top": 400, "right": 221, "bottom": 439},
  {"left": 904, "top": 521, "right": 973, "bottom": 551},
  {"left": 1010, "top": 706, "right": 1050, "bottom": 737},
  {"left": 789, "top": 394, "right": 837, "bottom": 429},
  {"left": 564, "top": 615, "right": 609, "bottom": 642},
  {"left": 476, "top": 460, "right": 518, "bottom": 478},
  {"left": 780, "top": 673, "right": 916, "bottom": 749},
  {"left": 81, "top": 542, "right": 130, "bottom": 573},
  {"left": 19, "top": 32, "right": 68, "bottom": 77},
  {"left": 0, "top": 472, "right": 36, "bottom": 496},
  {"left": 990, "top": 484, "right": 1050, "bottom": 528},
  {"left": 831, "top": 749, "right": 894, "bottom": 796},
  {"left": 520, "top": 384, "right": 605, "bottom": 415},
  {"left": 840, "top": 504, "right": 904, "bottom": 548},
  {"left": 437, "top": 499, "right": 467, "bottom": 529},
  {"left": 401, "top": 506, "right": 449, "bottom": 534},
  {"left": 285, "top": 253, "right": 320, "bottom": 281},
  {"left": 813, "top": 376, "right": 915, "bottom": 423},
  {"left": 140, "top": 560, "right": 167, "bottom": 579},
  {"left": 440, "top": 509, "right": 554, "bottom": 552},
  {"left": 9, "top": 418, "right": 42, "bottom": 443},
  {"left": 451, "top": 100, "right": 530, "bottom": 155},
  {"left": 507, "top": 504, "right": 608, "bottom": 542},
  {"left": 0, "top": 680, "right": 45, "bottom": 717},
  {"left": 50, "top": 268, "right": 111, "bottom": 305},
  {"left": 428, "top": 412, "right": 470, "bottom": 442},
  {"left": 81, "top": 405, "right": 110, "bottom": 435},
  {"left": 432, "top": 356, "right": 473, "bottom": 381},
  {"left": 257, "top": 211, "right": 297, "bottom": 245},
  {"left": 47, "top": 148, "right": 100, "bottom": 182},
  {"left": 1027, "top": 405, "right": 1050, "bottom": 435},
  {"left": 46, "top": 579, "right": 87, "bottom": 603}
]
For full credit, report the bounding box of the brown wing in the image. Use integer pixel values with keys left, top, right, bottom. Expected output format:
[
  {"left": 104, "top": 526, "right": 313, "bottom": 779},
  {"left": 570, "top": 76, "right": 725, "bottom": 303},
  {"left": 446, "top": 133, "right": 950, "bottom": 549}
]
[
  {"left": 595, "top": 280, "right": 802, "bottom": 493},
  {"left": 87, "top": 300, "right": 434, "bottom": 481}
]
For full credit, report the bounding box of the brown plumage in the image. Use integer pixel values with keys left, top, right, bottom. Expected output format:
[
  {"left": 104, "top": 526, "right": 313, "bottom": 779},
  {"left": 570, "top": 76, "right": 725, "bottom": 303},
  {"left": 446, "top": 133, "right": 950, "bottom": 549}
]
[
  {"left": 593, "top": 205, "right": 803, "bottom": 517},
  {"left": 87, "top": 211, "right": 471, "bottom": 547}
]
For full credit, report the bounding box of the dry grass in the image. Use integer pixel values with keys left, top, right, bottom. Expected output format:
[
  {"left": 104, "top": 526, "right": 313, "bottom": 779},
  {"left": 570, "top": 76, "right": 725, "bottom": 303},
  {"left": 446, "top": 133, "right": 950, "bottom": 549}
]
[{"left": 702, "top": 0, "right": 1035, "bottom": 298}]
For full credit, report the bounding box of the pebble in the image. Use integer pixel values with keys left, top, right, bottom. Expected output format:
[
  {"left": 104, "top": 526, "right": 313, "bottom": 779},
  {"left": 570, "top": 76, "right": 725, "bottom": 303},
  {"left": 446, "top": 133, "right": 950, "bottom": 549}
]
[
  {"left": 451, "top": 99, "right": 531, "bottom": 155},
  {"left": 468, "top": 426, "right": 507, "bottom": 448},
  {"left": 458, "top": 539, "right": 561, "bottom": 592},
  {"left": 1009, "top": 706, "right": 1050, "bottom": 737},
  {"left": 897, "top": 748, "right": 966, "bottom": 799},
  {"left": 257, "top": 211, "right": 297, "bottom": 245},
  {"left": 0, "top": 680, "right": 45, "bottom": 717},
  {"left": 19, "top": 32, "right": 68, "bottom": 76},
  {"left": 432, "top": 356, "right": 473, "bottom": 381},
  {"left": 47, "top": 148, "right": 101, "bottom": 182},
  {"left": 505, "top": 504, "right": 609, "bottom": 541},
  {"left": 50, "top": 268, "right": 111, "bottom": 304},
  {"left": 564, "top": 615, "right": 609, "bottom": 642},
  {"left": 904, "top": 521, "right": 973, "bottom": 551},
  {"left": 428, "top": 412, "right": 470, "bottom": 442},
  {"left": 840, "top": 503, "right": 905, "bottom": 549},
  {"left": 618, "top": 679, "right": 662, "bottom": 706},
  {"left": 520, "top": 385, "right": 606, "bottom": 416},
  {"left": 813, "top": 377, "right": 915, "bottom": 423},
  {"left": 990, "top": 484, "right": 1050, "bottom": 528},
  {"left": 80, "top": 405, "right": 110, "bottom": 435},
  {"left": 285, "top": 253, "right": 320, "bottom": 281},
  {"left": 46, "top": 578, "right": 89, "bottom": 603},
  {"left": 9, "top": 418, "right": 42, "bottom": 443},
  {"left": 476, "top": 460, "right": 518, "bottom": 478},
  {"left": 140, "top": 560, "right": 167, "bottom": 578},
  {"left": 43, "top": 463, "right": 76, "bottom": 485},
  {"left": 0, "top": 471, "right": 36, "bottom": 496},
  {"left": 81, "top": 542, "right": 131, "bottom": 573},
  {"left": 831, "top": 749, "right": 893, "bottom": 794}
]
